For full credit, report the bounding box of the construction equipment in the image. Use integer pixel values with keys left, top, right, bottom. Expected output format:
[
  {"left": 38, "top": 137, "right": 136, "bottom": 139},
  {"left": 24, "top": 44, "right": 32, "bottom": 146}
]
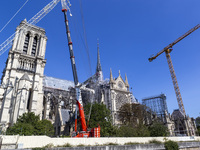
[
  {"left": 0, "top": 0, "right": 100, "bottom": 137},
  {"left": 61, "top": 0, "right": 100, "bottom": 137},
  {"left": 0, "top": 0, "right": 61, "bottom": 56},
  {"left": 148, "top": 24, "right": 200, "bottom": 116}
]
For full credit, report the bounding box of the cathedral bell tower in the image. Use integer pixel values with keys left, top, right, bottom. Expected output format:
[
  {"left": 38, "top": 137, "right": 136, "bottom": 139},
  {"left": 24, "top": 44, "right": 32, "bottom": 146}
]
[{"left": 0, "top": 19, "right": 47, "bottom": 126}]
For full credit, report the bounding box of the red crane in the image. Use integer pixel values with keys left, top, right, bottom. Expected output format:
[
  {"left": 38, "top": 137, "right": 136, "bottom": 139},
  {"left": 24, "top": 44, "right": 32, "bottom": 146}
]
[
  {"left": 61, "top": 0, "right": 100, "bottom": 137},
  {"left": 148, "top": 24, "right": 200, "bottom": 116}
]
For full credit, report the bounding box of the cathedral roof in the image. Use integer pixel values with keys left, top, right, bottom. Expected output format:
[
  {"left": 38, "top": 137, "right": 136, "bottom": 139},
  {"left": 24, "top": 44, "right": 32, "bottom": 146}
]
[
  {"left": 171, "top": 109, "right": 185, "bottom": 119},
  {"left": 43, "top": 76, "right": 74, "bottom": 91}
]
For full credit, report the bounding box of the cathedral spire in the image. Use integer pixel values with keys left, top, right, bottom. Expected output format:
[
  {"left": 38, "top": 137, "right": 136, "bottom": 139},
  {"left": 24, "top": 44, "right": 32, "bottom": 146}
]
[
  {"left": 96, "top": 39, "right": 102, "bottom": 73},
  {"left": 118, "top": 70, "right": 121, "bottom": 76},
  {"left": 125, "top": 73, "right": 129, "bottom": 87},
  {"left": 110, "top": 68, "right": 114, "bottom": 83},
  {"left": 96, "top": 39, "right": 103, "bottom": 81}
]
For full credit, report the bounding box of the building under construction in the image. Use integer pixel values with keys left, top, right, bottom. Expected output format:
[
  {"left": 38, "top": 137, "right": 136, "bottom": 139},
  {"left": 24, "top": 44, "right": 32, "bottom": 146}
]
[
  {"left": 142, "top": 94, "right": 175, "bottom": 136},
  {"left": 142, "top": 94, "right": 197, "bottom": 136},
  {"left": 142, "top": 94, "right": 168, "bottom": 123}
]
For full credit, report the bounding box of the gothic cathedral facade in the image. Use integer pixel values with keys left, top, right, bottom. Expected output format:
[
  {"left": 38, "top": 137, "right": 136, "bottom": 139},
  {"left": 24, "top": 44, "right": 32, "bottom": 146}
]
[
  {"left": 0, "top": 20, "right": 133, "bottom": 131},
  {"left": 0, "top": 20, "right": 47, "bottom": 127}
]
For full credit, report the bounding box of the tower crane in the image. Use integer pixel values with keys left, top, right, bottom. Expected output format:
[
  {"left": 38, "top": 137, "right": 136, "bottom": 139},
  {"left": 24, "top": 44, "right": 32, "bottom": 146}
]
[{"left": 148, "top": 24, "right": 200, "bottom": 116}]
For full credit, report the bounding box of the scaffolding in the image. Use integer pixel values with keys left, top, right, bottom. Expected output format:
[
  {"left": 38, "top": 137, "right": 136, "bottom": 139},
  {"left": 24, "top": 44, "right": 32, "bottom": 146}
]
[{"left": 142, "top": 94, "right": 168, "bottom": 123}]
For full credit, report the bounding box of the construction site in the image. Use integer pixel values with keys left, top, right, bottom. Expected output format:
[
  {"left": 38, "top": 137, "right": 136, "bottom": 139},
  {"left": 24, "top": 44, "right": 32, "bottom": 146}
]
[{"left": 0, "top": 0, "right": 199, "bottom": 148}]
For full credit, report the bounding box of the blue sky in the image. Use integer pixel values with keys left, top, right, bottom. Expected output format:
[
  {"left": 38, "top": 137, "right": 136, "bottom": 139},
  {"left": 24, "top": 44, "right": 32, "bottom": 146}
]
[{"left": 0, "top": 0, "right": 200, "bottom": 118}]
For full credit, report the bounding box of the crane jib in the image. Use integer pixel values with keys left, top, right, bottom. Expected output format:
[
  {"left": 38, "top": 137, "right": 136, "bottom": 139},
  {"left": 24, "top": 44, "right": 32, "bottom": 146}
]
[
  {"left": 0, "top": 0, "right": 61, "bottom": 56},
  {"left": 149, "top": 24, "right": 200, "bottom": 62},
  {"left": 148, "top": 24, "right": 200, "bottom": 116}
]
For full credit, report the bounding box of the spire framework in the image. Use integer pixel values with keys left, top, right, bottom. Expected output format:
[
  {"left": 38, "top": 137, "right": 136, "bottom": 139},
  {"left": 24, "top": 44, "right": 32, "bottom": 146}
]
[{"left": 95, "top": 40, "right": 103, "bottom": 81}]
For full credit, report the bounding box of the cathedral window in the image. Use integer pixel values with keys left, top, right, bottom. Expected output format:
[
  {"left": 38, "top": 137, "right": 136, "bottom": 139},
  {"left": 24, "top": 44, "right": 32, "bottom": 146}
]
[
  {"left": 31, "top": 36, "right": 37, "bottom": 56},
  {"left": 23, "top": 34, "right": 30, "bottom": 54}
]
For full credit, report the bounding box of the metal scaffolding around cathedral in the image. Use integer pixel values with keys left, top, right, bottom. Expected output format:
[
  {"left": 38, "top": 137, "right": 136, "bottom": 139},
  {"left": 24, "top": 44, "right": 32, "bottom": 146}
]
[
  {"left": 142, "top": 94, "right": 168, "bottom": 123},
  {"left": 142, "top": 94, "right": 175, "bottom": 136},
  {"left": 142, "top": 94, "right": 197, "bottom": 136}
]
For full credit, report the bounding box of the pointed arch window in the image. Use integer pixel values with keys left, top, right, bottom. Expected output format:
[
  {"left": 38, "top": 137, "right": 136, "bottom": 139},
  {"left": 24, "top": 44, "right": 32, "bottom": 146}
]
[
  {"left": 23, "top": 34, "right": 30, "bottom": 54},
  {"left": 31, "top": 36, "right": 37, "bottom": 56}
]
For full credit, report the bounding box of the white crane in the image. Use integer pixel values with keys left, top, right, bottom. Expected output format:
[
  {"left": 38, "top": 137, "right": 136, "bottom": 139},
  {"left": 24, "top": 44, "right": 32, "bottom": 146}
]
[{"left": 0, "top": 0, "right": 63, "bottom": 56}]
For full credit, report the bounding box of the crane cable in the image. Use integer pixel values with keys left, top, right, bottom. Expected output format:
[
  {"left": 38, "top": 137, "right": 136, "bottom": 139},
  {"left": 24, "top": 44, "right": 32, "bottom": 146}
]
[
  {"left": 69, "top": 5, "right": 92, "bottom": 78},
  {"left": 78, "top": 0, "right": 95, "bottom": 124},
  {"left": 79, "top": 0, "right": 92, "bottom": 76},
  {"left": 0, "top": 0, "right": 30, "bottom": 33}
]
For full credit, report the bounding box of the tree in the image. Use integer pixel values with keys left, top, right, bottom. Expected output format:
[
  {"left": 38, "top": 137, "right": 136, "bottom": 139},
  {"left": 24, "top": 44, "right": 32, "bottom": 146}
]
[
  {"left": 195, "top": 117, "right": 200, "bottom": 135},
  {"left": 116, "top": 125, "right": 150, "bottom": 137},
  {"left": 84, "top": 102, "right": 117, "bottom": 137},
  {"left": 164, "top": 140, "right": 179, "bottom": 150},
  {"left": 196, "top": 117, "right": 200, "bottom": 127},
  {"left": 197, "top": 127, "right": 200, "bottom": 136},
  {"left": 149, "top": 122, "right": 169, "bottom": 137},
  {"left": 118, "top": 103, "right": 148, "bottom": 127},
  {"left": 6, "top": 112, "right": 54, "bottom": 136}
]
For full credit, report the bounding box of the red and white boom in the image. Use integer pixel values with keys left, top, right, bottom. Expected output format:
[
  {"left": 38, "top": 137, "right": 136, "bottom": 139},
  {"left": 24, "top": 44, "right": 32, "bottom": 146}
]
[{"left": 61, "top": 0, "right": 100, "bottom": 137}]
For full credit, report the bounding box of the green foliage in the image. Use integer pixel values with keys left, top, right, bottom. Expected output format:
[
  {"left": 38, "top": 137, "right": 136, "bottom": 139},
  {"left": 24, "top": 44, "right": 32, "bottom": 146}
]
[
  {"left": 116, "top": 125, "right": 135, "bottom": 137},
  {"left": 118, "top": 103, "right": 148, "bottom": 127},
  {"left": 32, "top": 148, "right": 45, "bottom": 150},
  {"left": 117, "top": 103, "right": 151, "bottom": 137},
  {"left": 136, "top": 124, "right": 150, "bottom": 137},
  {"left": 6, "top": 122, "right": 35, "bottom": 135},
  {"left": 124, "top": 142, "right": 140, "bottom": 145},
  {"left": 44, "top": 143, "right": 54, "bottom": 148},
  {"left": 77, "top": 144, "right": 85, "bottom": 147},
  {"left": 84, "top": 102, "right": 117, "bottom": 137},
  {"left": 195, "top": 117, "right": 200, "bottom": 127},
  {"left": 117, "top": 103, "right": 170, "bottom": 137},
  {"left": 149, "top": 139, "right": 162, "bottom": 144},
  {"left": 116, "top": 125, "right": 150, "bottom": 137},
  {"left": 35, "top": 119, "right": 54, "bottom": 136},
  {"left": 105, "top": 143, "right": 118, "bottom": 145},
  {"left": 149, "top": 122, "right": 169, "bottom": 137},
  {"left": 6, "top": 112, "right": 54, "bottom": 136},
  {"left": 164, "top": 140, "right": 179, "bottom": 150},
  {"left": 61, "top": 143, "right": 72, "bottom": 147},
  {"left": 197, "top": 127, "right": 200, "bottom": 136}
]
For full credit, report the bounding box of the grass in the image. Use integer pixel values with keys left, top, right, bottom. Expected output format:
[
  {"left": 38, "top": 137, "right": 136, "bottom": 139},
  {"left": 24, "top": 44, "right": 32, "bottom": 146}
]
[
  {"left": 104, "top": 142, "right": 118, "bottom": 146},
  {"left": 124, "top": 142, "right": 140, "bottom": 145},
  {"left": 76, "top": 144, "right": 85, "bottom": 147},
  {"left": 149, "top": 139, "right": 162, "bottom": 144},
  {"left": 57, "top": 143, "right": 72, "bottom": 147}
]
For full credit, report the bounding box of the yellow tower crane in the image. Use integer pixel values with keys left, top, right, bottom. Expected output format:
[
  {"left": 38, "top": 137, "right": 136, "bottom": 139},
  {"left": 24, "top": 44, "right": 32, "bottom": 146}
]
[{"left": 148, "top": 24, "right": 200, "bottom": 116}]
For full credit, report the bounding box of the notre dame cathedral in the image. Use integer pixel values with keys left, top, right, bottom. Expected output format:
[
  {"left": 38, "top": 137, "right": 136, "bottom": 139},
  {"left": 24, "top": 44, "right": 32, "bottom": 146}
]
[{"left": 0, "top": 20, "right": 135, "bottom": 135}]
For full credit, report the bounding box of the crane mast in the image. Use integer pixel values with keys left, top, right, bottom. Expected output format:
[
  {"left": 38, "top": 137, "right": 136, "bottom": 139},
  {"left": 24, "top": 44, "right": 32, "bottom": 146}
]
[
  {"left": 61, "top": 0, "right": 87, "bottom": 132},
  {"left": 165, "top": 48, "right": 185, "bottom": 115},
  {"left": 148, "top": 24, "right": 200, "bottom": 116}
]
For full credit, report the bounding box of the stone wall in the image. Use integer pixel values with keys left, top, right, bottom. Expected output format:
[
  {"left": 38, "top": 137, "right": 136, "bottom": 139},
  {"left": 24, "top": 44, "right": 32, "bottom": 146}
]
[{"left": 1, "top": 135, "right": 200, "bottom": 149}]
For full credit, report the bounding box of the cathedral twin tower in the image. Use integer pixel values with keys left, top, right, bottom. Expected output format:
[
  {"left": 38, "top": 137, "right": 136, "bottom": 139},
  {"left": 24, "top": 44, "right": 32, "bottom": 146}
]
[{"left": 0, "top": 19, "right": 47, "bottom": 126}]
